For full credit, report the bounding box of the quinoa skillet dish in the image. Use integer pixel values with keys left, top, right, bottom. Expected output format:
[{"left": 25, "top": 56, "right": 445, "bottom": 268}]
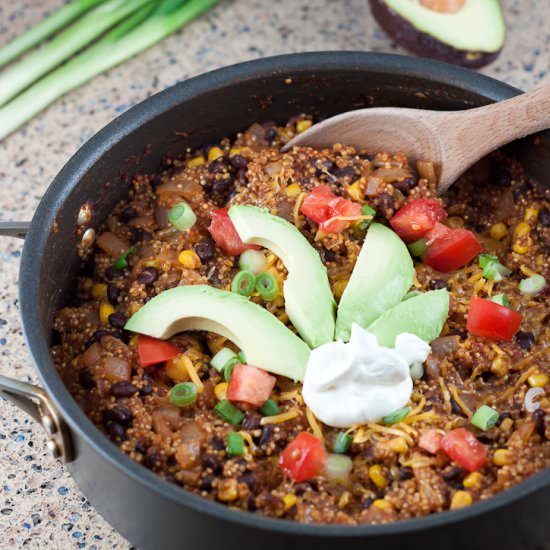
[{"left": 51, "top": 115, "right": 549, "bottom": 525}]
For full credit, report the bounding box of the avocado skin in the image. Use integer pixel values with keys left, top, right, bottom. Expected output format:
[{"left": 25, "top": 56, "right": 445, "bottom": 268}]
[{"left": 369, "top": 0, "right": 501, "bottom": 69}]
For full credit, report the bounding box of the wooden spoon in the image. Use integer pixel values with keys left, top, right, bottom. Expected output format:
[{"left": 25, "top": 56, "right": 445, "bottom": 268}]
[{"left": 283, "top": 83, "right": 550, "bottom": 194}]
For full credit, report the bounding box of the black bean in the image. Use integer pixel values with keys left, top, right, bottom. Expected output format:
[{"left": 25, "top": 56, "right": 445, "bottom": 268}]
[
  {"left": 200, "top": 475, "right": 215, "bottom": 492},
  {"left": 242, "top": 411, "right": 262, "bottom": 430},
  {"left": 513, "top": 184, "right": 531, "bottom": 203},
  {"left": 211, "top": 176, "right": 234, "bottom": 194},
  {"left": 201, "top": 453, "right": 222, "bottom": 473},
  {"left": 120, "top": 207, "right": 138, "bottom": 223},
  {"left": 533, "top": 409, "right": 546, "bottom": 438},
  {"left": 208, "top": 158, "right": 230, "bottom": 174},
  {"left": 492, "top": 164, "right": 512, "bottom": 187},
  {"left": 238, "top": 473, "right": 255, "bottom": 490},
  {"left": 515, "top": 330, "right": 535, "bottom": 351},
  {"left": 135, "top": 441, "right": 148, "bottom": 454},
  {"left": 450, "top": 396, "right": 463, "bottom": 415},
  {"left": 108, "top": 312, "right": 127, "bottom": 330},
  {"left": 358, "top": 152, "right": 375, "bottom": 161},
  {"left": 103, "top": 405, "right": 132, "bottom": 425},
  {"left": 137, "top": 267, "right": 158, "bottom": 285},
  {"left": 265, "top": 127, "right": 277, "bottom": 143},
  {"left": 322, "top": 249, "right": 337, "bottom": 262},
  {"left": 78, "top": 368, "right": 95, "bottom": 389},
  {"left": 246, "top": 494, "right": 257, "bottom": 511},
  {"left": 144, "top": 446, "right": 162, "bottom": 469},
  {"left": 447, "top": 327, "right": 468, "bottom": 339},
  {"left": 259, "top": 425, "right": 274, "bottom": 447},
  {"left": 195, "top": 237, "right": 215, "bottom": 263},
  {"left": 429, "top": 279, "right": 448, "bottom": 290},
  {"left": 128, "top": 227, "right": 151, "bottom": 244},
  {"left": 105, "top": 266, "right": 124, "bottom": 280},
  {"left": 107, "top": 284, "right": 120, "bottom": 305},
  {"left": 88, "top": 329, "right": 110, "bottom": 345},
  {"left": 392, "top": 173, "right": 418, "bottom": 194},
  {"left": 539, "top": 207, "right": 550, "bottom": 227},
  {"left": 211, "top": 436, "right": 225, "bottom": 451},
  {"left": 236, "top": 167, "right": 247, "bottom": 185},
  {"left": 361, "top": 497, "right": 375, "bottom": 509},
  {"left": 229, "top": 154, "right": 248, "bottom": 169},
  {"left": 399, "top": 467, "right": 414, "bottom": 480},
  {"left": 139, "top": 380, "right": 153, "bottom": 396},
  {"left": 105, "top": 421, "right": 126, "bottom": 441},
  {"left": 294, "top": 483, "right": 309, "bottom": 496},
  {"left": 377, "top": 193, "right": 395, "bottom": 218},
  {"left": 111, "top": 381, "right": 139, "bottom": 398}
]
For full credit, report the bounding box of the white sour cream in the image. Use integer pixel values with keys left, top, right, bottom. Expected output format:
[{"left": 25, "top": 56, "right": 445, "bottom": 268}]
[{"left": 302, "top": 324, "right": 430, "bottom": 428}]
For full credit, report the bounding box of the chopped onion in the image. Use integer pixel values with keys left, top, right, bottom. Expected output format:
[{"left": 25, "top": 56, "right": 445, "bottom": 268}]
[
  {"left": 519, "top": 275, "right": 546, "bottom": 296},
  {"left": 324, "top": 453, "right": 352, "bottom": 483},
  {"left": 239, "top": 249, "right": 266, "bottom": 274},
  {"left": 525, "top": 387, "right": 545, "bottom": 412}
]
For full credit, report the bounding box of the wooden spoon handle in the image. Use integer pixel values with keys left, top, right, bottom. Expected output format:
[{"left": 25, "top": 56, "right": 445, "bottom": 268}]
[{"left": 434, "top": 83, "right": 550, "bottom": 192}]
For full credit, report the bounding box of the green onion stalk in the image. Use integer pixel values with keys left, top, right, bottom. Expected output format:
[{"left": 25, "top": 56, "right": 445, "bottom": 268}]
[{"left": 0, "top": 0, "right": 221, "bottom": 140}]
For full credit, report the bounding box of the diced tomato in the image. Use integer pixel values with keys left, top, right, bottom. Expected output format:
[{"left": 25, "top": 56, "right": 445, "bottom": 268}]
[
  {"left": 419, "top": 429, "right": 444, "bottom": 454},
  {"left": 424, "top": 228, "right": 482, "bottom": 272},
  {"left": 226, "top": 363, "right": 276, "bottom": 409},
  {"left": 440, "top": 428, "right": 488, "bottom": 472},
  {"left": 390, "top": 199, "right": 447, "bottom": 243},
  {"left": 301, "top": 185, "right": 362, "bottom": 233},
  {"left": 208, "top": 208, "right": 261, "bottom": 256},
  {"left": 137, "top": 335, "right": 180, "bottom": 367},
  {"left": 279, "top": 432, "right": 328, "bottom": 482},
  {"left": 424, "top": 221, "right": 451, "bottom": 246},
  {"left": 466, "top": 296, "right": 522, "bottom": 341}
]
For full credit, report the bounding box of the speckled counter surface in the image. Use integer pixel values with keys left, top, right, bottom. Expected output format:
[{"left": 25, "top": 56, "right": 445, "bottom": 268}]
[{"left": 0, "top": 1, "right": 548, "bottom": 548}]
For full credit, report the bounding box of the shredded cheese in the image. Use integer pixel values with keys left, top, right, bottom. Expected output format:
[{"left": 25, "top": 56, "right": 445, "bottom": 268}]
[
  {"left": 401, "top": 410, "right": 440, "bottom": 425},
  {"left": 366, "top": 424, "right": 415, "bottom": 447},
  {"left": 182, "top": 355, "right": 204, "bottom": 393},
  {"left": 438, "top": 377, "right": 452, "bottom": 413},
  {"left": 497, "top": 366, "right": 539, "bottom": 403},
  {"left": 260, "top": 409, "right": 299, "bottom": 426},
  {"left": 408, "top": 396, "right": 426, "bottom": 417},
  {"left": 293, "top": 192, "right": 306, "bottom": 228},
  {"left": 448, "top": 384, "right": 473, "bottom": 417},
  {"left": 305, "top": 407, "right": 324, "bottom": 442},
  {"left": 279, "top": 389, "right": 303, "bottom": 403}
]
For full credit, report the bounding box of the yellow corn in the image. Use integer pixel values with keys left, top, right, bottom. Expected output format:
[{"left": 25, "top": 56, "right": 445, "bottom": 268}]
[
  {"left": 285, "top": 183, "right": 302, "bottom": 198},
  {"left": 491, "top": 355, "right": 509, "bottom": 377},
  {"left": 489, "top": 223, "right": 508, "bottom": 240},
  {"left": 524, "top": 207, "right": 538, "bottom": 223},
  {"left": 463, "top": 472, "right": 483, "bottom": 490},
  {"left": 333, "top": 279, "right": 348, "bottom": 299},
  {"left": 387, "top": 437, "right": 408, "bottom": 454},
  {"left": 165, "top": 357, "right": 189, "bottom": 382},
  {"left": 229, "top": 147, "right": 242, "bottom": 157},
  {"left": 528, "top": 373, "right": 549, "bottom": 388},
  {"left": 450, "top": 490, "right": 472, "bottom": 510},
  {"left": 513, "top": 242, "right": 529, "bottom": 254},
  {"left": 208, "top": 147, "right": 224, "bottom": 162},
  {"left": 473, "top": 277, "right": 486, "bottom": 294},
  {"left": 372, "top": 499, "right": 392, "bottom": 511},
  {"left": 499, "top": 417, "right": 514, "bottom": 432},
  {"left": 346, "top": 180, "right": 364, "bottom": 202},
  {"left": 493, "top": 449, "right": 513, "bottom": 466},
  {"left": 283, "top": 493, "right": 297, "bottom": 510},
  {"left": 514, "top": 222, "right": 531, "bottom": 238},
  {"left": 296, "top": 119, "right": 312, "bottom": 133},
  {"left": 186, "top": 155, "right": 205, "bottom": 168},
  {"left": 99, "top": 302, "right": 115, "bottom": 324},
  {"left": 217, "top": 479, "right": 238, "bottom": 502},
  {"left": 130, "top": 303, "right": 141, "bottom": 315},
  {"left": 143, "top": 259, "right": 161, "bottom": 268},
  {"left": 92, "top": 283, "right": 108, "bottom": 300},
  {"left": 129, "top": 335, "right": 139, "bottom": 346},
  {"left": 338, "top": 491, "right": 351, "bottom": 508},
  {"left": 369, "top": 464, "right": 387, "bottom": 489},
  {"left": 178, "top": 250, "right": 201, "bottom": 269},
  {"left": 214, "top": 382, "right": 229, "bottom": 401}
]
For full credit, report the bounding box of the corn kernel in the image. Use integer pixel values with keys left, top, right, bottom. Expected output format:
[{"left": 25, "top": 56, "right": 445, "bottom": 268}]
[
  {"left": 493, "top": 449, "right": 513, "bottom": 466},
  {"left": 514, "top": 222, "right": 531, "bottom": 238},
  {"left": 491, "top": 355, "right": 509, "bottom": 377},
  {"left": 214, "top": 382, "right": 229, "bottom": 401},
  {"left": 296, "top": 119, "right": 312, "bottom": 133},
  {"left": 450, "top": 490, "right": 472, "bottom": 510},
  {"left": 186, "top": 155, "right": 205, "bottom": 168},
  {"left": 178, "top": 250, "right": 201, "bottom": 269},
  {"left": 333, "top": 280, "right": 348, "bottom": 299},
  {"left": 217, "top": 479, "right": 238, "bottom": 502},
  {"left": 130, "top": 303, "right": 141, "bottom": 315},
  {"left": 129, "top": 335, "right": 139, "bottom": 346},
  {"left": 283, "top": 493, "right": 297, "bottom": 510},
  {"left": 229, "top": 147, "right": 242, "bottom": 157},
  {"left": 372, "top": 499, "right": 392, "bottom": 511},
  {"left": 165, "top": 357, "right": 189, "bottom": 382},
  {"left": 208, "top": 147, "right": 224, "bottom": 162},
  {"left": 369, "top": 464, "right": 387, "bottom": 489},
  {"left": 346, "top": 179, "right": 364, "bottom": 202},
  {"left": 387, "top": 437, "right": 408, "bottom": 454},
  {"left": 528, "top": 373, "right": 549, "bottom": 388},
  {"left": 338, "top": 491, "right": 351, "bottom": 508},
  {"left": 92, "top": 283, "right": 108, "bottom": 300},
  {"left": 524, "top": 207, "right": 538, "bottom": 223},
  {"left": 285, "top": 183, "right": 302, "bottom": 198},
  {"left": 463, "top": 472, "right": 483, "bottom": 490},
  {"left": 143, "top": 259, "right": 161, "bottom": 268},
  {"left": 513, "top": 242, "right": 529, "bottom": 254},
  {"left": 499, "top": 417, "right": 514, "bottom": 432},
  {"left": 99, "top": 302, "right": 115, "bottom": 324},
  {"left": 489, "top": 223, "right": 508, "bottom": 240}
]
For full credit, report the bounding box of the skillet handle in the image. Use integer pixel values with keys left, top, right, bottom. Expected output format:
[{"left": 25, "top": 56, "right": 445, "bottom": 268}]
[{"left": 0, "top": 222, "right": 73, "bottom": 462}]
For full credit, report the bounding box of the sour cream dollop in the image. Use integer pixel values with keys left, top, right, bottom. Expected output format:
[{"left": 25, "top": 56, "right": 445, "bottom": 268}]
[{"left": 302, "top": 324, "right": 430, "bottom": 428}]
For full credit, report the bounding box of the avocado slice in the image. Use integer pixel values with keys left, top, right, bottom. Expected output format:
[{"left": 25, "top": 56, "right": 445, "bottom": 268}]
[
  {"left": 228, "top": 205, "right": 335, "bottom": 348},
  {"left": 335, "top": 223, "right": 414, "bottom": 342},
  {"left": 368, "top": 289, "right": 450, "bottom": 347},
  {"left": 125, "top": 285, "right": 310, "bottom": 381},
  {"left": 370, "top": 0, "right": 505, "bottom": 68}
]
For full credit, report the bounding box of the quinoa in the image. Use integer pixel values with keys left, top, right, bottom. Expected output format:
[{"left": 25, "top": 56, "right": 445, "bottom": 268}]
[{"left": 50, "top": 115, "right": 549, "bottom": 525}]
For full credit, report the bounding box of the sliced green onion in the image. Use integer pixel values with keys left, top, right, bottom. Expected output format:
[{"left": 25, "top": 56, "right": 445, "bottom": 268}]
[
  {"left": 256, "top": 272, "right": 278, "bottom": 301},
  {"left": 490, "top": 293, "right": 510, "bottom": 308},
  {"left": 259, "top": 399, "right": 280, "bottom": 416},
  {"left": 211, "top": 347, "right": 237, "bottom": 372},
  {"left": 168, "top": 202, "right": 197, "bottom": 232},
  {"left": 226, "top": 432, "right": 244, "bottom": 456},
  {"left": 223, "top": 357, "right": 239, "bottom": 382},
  {"left": 231, "top": 270, "right": 256, "bottom": 297},
  {"left": 214, "top": 400, "right": 244, "bottom": 425},
  {"left": 382, "top": 406, "right": 411, "bottom": 425},
  {"left": 478, "top": 254, "right": 498, "bottom": 268},
  {"left": 471, "top": 405, "right": 499, "bottom": 431},
  {"left": 408, "top": 239, "right": 428, "bottom": 258},
  {"left": 114, "top": 247, "right": 137, "bottom": 269},
  {"left": 239, "top": 249, "right": 266, "bottom": 274},
  {"left": 519, "top": 274, "right": 546, "bottom": 296},
  {"left": 324, "top": 453, "right": 353, "bottom": 482},
  {"left": 169, "top": 382, "right": 198, "bottom": 407},
  {"left": 333, "top": 432, "right": 352, "bottom": 454},
  {"left": 358, "top": 204, "right": 376, "bottom": 230},
  {"left": 483, "top": 260, "right": 511, "bottom": 282},
  {"left": 237, "top": 350, "right": 247, "bottom": 363},
  {"left": 410, "top": 362, "right": 424, "bottom": 380},
  {"left": 403, "top": 290, "right": 422, "bottom": 301}
]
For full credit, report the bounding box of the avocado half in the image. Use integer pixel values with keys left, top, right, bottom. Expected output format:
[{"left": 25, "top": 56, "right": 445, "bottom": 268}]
[{"left": 369, "top": 0, "right": 506, "bottom": 68}]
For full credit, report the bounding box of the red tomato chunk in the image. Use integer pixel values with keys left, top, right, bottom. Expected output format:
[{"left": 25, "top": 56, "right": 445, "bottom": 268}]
[
  {"left": 390, "top": 198, "right": 447, "bottom": 243},
  {"left": 424, "top": 228, "right": 482, "bottom": 272},
  {"left": 279, "top": 432, "right": 328, "bottom": 482},
  {"left": 419, "top": 429, "right": 444, "bottom": 454},
  {"left": 441, "top": 428, "right": 488, "bottom": 472},
  {"left": 467, "top": 296, "right": 523, "bottom": 341},
  {"left": 208, "top": 207, "right": 261, "bottom": 256},
  {"left": 226, "top": 363, "right": 276, "bottom": 409},
  {"left": 137, "top": 335, "right": 179, "bottom": 367}
]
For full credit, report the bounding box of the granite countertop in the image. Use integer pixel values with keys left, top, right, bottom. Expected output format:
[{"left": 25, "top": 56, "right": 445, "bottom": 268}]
[{"left": 0, "top": 1, "right": 548, "bottom": 548}]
